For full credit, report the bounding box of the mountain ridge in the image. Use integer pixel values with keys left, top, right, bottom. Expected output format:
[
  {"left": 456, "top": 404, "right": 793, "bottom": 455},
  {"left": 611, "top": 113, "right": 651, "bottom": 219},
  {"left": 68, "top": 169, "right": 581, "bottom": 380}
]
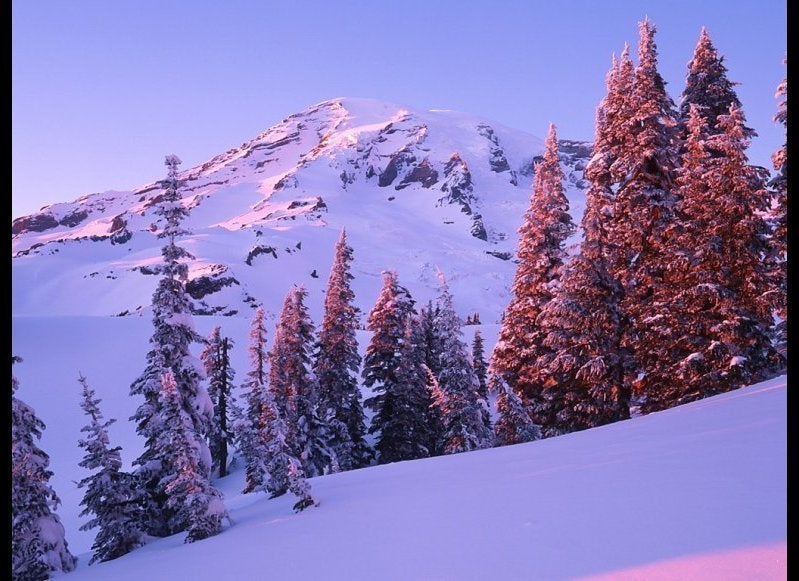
[{"left": 12, "top": 97, "right": 591, "bottom": 322}]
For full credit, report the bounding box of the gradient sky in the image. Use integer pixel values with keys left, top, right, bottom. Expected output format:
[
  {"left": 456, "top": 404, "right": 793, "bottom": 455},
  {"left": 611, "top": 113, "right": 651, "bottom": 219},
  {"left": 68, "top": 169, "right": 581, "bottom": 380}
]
[{"left": 12, "top": 0, "right": 786, "bottom": 219}]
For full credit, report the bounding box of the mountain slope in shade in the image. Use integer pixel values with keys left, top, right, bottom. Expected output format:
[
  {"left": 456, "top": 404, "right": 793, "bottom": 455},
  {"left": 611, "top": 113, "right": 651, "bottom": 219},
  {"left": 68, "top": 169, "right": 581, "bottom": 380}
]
[
  {"left": 10, "top": 313, "right": 785, "bottom": 579},
  {"left": 12, "top": 97, "right": 590, "bottom": 323}
]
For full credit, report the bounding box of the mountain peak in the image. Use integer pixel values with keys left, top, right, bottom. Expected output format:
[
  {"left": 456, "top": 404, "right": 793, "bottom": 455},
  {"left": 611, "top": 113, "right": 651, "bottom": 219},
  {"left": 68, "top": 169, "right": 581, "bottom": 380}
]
[{"left": 12, "top": 99, "right": 590, "bottom": 322}]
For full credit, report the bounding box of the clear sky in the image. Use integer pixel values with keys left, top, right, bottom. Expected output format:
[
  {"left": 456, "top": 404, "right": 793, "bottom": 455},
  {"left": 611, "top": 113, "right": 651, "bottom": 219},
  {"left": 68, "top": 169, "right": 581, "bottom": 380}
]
[{"left": 12, "top": 0, "right": 786, "bottom": 219}]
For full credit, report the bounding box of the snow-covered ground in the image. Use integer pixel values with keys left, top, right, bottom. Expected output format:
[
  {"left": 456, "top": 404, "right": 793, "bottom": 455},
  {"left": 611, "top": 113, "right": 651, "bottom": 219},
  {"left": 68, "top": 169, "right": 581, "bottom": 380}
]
[{"left": 12, "top": 315, "right": 786, "bottom": 580}]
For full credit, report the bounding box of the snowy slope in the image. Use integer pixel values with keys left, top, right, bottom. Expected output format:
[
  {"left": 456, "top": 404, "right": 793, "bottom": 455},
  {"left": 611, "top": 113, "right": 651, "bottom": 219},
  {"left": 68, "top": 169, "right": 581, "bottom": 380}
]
[
  {"left": 11, "top": 315, "right": 786, "bottom": 580},
  {"left": 11, "top": 98, "right": 590, "bottom": 324}
]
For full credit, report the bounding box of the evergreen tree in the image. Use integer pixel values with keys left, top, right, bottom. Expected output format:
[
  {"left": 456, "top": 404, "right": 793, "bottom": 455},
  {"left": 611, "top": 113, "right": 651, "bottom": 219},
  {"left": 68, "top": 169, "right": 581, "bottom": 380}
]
[
  {"left": 603, "top": 20, "right": 680, "bottom": 407},
  {"left": 273, "top": 286, "right": 336, "bottom": 477},
  {"left": 605, "top": 45, "right": 636, "bottom": 183},
  {"left": 234, "top": 304, "right": 313, "bottom": 509},
  {"left": 76, "top": 374, "right": 143, "bottom": 564},
  {"left": 490, "top": 123, "right": 575, "bottom": 413},
  {"left": 679, "top": 27, "right": 754, "bottom": 140},
  {"left": 12, "top": 358, "right": 77, "bottom": 579},
  {"left": 433, "top": 272, "right": 494, "bottom": 453},
  {"left": 363, "top": 271, "right": 426, "bottom": 463},
  {"left": 417, "top": 299, "right": 444, "bottom": 377},
  {"left": 314, "top": 229, "right": 372, "bottom": 470},
  {"left": 129, "top": 155, "right": 214, "bottom": 537},
  {"left": 636, "top": 104, "right": 782, "bottom": 412},
  {"left": 607, "top": 18, "right": 679, "bottom": 276},
  {"left": 200, "top": 326, "right": 238, "bottom": 478},
  {"left": 157, "top": 370, "right": 228, "bottom": 543},
  {"left": 492, "top": 374, "right": 540, "bottom": 446},
  {"left": 236, "top": 307, "right": 271, "bottom": 493},
  {"left": 401, "top": 317, "right": 439, "bottom": 459},
  {"left": 269, "top": 292, "right": 296, "bottom": 423},
  {"left": 471, "top": 330, "right": 489, "bottom": 404},
  {"left": 472, "top": 328, "right": 491, "bottom": 429},
  {"left": 532, "top": 175, "right": 629, "bottom": 436},
  {"left": 768, "top": 64, "right": 787, "bottom": 356}
]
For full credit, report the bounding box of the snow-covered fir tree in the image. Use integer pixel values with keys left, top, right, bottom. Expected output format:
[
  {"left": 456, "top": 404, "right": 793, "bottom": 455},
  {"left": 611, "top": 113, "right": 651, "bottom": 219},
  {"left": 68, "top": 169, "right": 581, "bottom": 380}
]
[
  {"left": 398, "top": 317, "right": 439, "bottom": 459},
  {"left": 768, "top": 64, "right": 787, "bottom": 357},
  {"left": 236, "top": 306, "right": 271, "bottom": 494},
  {"left": 470, "top": 329, "right": 492, "bottom": 437},
  {"left": 602, "top": 20, "right": 680, "bottom": 409},
  {"left": 230, "top": 304, "right": 316, "bottom": 509},
  {"left": 268, "top": 292, "right": 296, "bottom": 423},
  {"left": 604, "top": 45, "right": 636, "bottom": 183},
  {"left": 417, "top": 299, "right": 443, "bottom": 378},
  {"left": 259, "top": 380, "right": 313, "bottom": 507},
  {"left": 363, "top": 271, "right": 427, "bottom": 463},
  {"left": 635, "top": 104, "right": 783, "bottom": 412},
  {"left": 490, "top": 123, "right": 575, "bottom": 410},
  {"left": 157, "top": 370, "right": 228, "bottom": 543},
  {"left": 471, "top": 329, "right": 489, "bottom": 404},
  {"left": 491, "top": 374, "right": 540, "bottom": 446},
  {"left": 273, "top": 285, "right": 337, "bottom": 477},
  {"left": 433, "top": 272, "right": 494, "bottom": 453},
  {"left": 12, "top": 357, "right": 77, "bottom": 579},
  {"left": 679, "top": 27, "right": 754, "bottom": 140},
  {"left": 532, "top": 164, "right": 630, "bottom": 435},
  {"left": 76, "top": 373, "right": 143, "bottom": 564},
  {"left": 128, "top": 155, "right": 214, "bottom": 537},
  {"left": 415, "top": 313, "right": 446, "bottom": 457},
  {"left": 314, "top": 229, "right": 373, "bottom": 471},
  {"left": 200, "top": 326, "right": 238, "bottom": 478}
]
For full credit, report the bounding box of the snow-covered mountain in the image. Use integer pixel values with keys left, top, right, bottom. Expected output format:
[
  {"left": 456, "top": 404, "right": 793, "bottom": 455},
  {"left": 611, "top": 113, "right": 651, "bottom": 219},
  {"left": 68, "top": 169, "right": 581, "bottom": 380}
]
[{"left": 11, "top": 97, "right": 590, "bottom": 323}]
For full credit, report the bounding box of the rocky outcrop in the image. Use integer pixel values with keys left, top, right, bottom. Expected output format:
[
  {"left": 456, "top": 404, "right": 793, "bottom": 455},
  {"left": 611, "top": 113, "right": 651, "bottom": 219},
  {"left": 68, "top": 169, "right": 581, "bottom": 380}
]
[
  {"left": 477, "top": 124, "right": 515, "bottom": 184},
  {"left": 245, "top": 245, "right": 279, "bottom": 265},
  {"left": 186, "top": 272, "right": 240, "bottom": 300},
  {"left": 396, "top": 160, "right": 438, "bottom": 190},
  {"left": 378, "top": 149, "right": 416, "bottom": 187},
  {"left": 59, "top": 210, "right": 89, "bottom": 228},
  {"left": 109, "top": 213, "right": 133, "bottom": 245},
  {"left": 439, "top": 153, "right": 488, "bottom": 240},
  {"left": 439, "top": 153, "right": 474, "bottom": 213},
  {"left": 12, "top": 213, "right": 59, "bottom": 235}
]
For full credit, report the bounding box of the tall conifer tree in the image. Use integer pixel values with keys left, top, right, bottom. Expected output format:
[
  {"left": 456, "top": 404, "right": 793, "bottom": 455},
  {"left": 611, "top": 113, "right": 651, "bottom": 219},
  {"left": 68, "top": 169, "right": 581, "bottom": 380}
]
[
  {"left": 157, "top": 371, "right": 228, "bottom": 543},
  {"left": 636, "top": 105, "right": 782, "bottom": 412},
  {"left": 128, "top": 155, "right": 214, "bottom": 537},
  {"left": 273, "top": 286, "right": 336, "bottom": 477},
  {"left": 768, "top": 64, "right": 787, "bottom": 356},
  {"left": 237, "top": 307, "right": 271, "bottom": 493},
  {"left": 314, "top": 229, "right": 372, "bottom": 470},
  {"left": 12, "top": 358, "right": 77, "bottom": 578},
  {"left": 76, "top": 374, "right": 143, "bottom": 564},
  {"left": 532, "top": 167, "right": 629, "bottom": 435},
  {"left": 603, "top": 20, "right": 680, "bottom": 406},
  {"left": 434, "top": 273, "right": 494, "bottom": 453},
  {"left": 363, "top": 271, "right": 423, "bottom": 463},
  {"left": 200, "top": 326, "right": 238, "bottom": 478},
  {"left": 490, "top": 123, "right": 575, "bottom": 409}
]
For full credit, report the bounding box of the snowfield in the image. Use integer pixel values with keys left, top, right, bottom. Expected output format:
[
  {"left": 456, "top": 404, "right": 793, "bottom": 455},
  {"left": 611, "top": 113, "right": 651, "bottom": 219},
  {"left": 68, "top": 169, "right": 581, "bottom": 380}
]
[{"left": 11, "top": 315, "right": 786, "bottom": 580}]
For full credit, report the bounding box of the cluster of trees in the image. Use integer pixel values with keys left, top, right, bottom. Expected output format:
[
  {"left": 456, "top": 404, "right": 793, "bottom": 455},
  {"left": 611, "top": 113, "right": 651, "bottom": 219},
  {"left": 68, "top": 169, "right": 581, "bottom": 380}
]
[
  {"left": 489, "top": 21, "right": 787, "bottom": 443},
  {"left": 10, "top": 152, "right": 497, "bottom": 575},
  {"left": 11, "top": 20, "right": 786, "bottom": 580}
]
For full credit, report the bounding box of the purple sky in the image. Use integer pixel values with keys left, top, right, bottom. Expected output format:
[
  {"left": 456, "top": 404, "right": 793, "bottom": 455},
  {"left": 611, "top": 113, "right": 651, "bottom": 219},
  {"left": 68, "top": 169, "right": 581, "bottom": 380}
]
[{"left": 12, "top": 0, "right": 786, "bottom": 218}]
